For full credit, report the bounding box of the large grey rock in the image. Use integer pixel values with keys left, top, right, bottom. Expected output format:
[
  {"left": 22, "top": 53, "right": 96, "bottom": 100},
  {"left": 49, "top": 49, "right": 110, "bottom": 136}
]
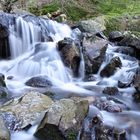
[
  {"left": 0, "top": 116, "right": 10, "bottom": 140},
  {"left": 34, "top": 98, "right": 89, "bottom": 140},
  {"left": 83, "top": 36, "right": 108, "bottom": 75},
  {"left": 0, "top": 91, "right": 53, "bottom": 129},
  {"left": 78, "top": 16, "right": 106, "bottom": 34},
  {"left": 58, "top": 38, "right": 81, "bottom": 77}
]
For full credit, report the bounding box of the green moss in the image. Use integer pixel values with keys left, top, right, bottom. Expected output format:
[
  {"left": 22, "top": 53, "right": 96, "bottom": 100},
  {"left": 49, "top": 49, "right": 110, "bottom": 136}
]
[
  {"left": 39, "top": 3, "right": 60, "bottom": 15},
  {"left": 66, "top": 129, "right": 77, "bottom": 140},
  {"left": 29, "top": 2, "right": 60, "bottom": 16},
  {"left": 65, "top": 6, "right": 89, "bottom": 21}
]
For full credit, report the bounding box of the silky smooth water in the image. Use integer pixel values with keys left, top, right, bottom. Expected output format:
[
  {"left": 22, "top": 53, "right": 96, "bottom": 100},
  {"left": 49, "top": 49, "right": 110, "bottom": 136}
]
[{"left": 0, "top": 15, "right": 140, "bottom": 140}]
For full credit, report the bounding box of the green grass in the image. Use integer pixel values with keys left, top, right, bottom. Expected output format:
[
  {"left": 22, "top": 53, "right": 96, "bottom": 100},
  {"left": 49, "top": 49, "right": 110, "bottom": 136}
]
[
  {"left": 29, "top": 2, "right": 60, "bottom": 16},
  {"left": 29, "top": 0, "right": 140, "bottom": 22},
  {"left": 65, "top": 6, "right": 89, "bottom": 21}
]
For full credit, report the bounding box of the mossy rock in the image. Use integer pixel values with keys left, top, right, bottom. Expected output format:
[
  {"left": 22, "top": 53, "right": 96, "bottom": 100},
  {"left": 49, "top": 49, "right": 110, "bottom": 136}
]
[{"left": 104, "top": 14, "right": 140, "bottom": 36}]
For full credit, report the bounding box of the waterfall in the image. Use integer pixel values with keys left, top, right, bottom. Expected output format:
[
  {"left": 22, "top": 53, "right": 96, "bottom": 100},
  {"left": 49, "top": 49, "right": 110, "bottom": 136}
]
[
  {"left": 1, "top": 13, "right": 140, "bottom": 140},
  {"left": 1, "top": 15, "right": 77, "bottom": 84}
]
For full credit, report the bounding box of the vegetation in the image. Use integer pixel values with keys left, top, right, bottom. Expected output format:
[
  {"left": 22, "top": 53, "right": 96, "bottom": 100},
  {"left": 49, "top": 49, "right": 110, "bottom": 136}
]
[{"left": 28, "top": 0, "right": 140, "bottom": 21}]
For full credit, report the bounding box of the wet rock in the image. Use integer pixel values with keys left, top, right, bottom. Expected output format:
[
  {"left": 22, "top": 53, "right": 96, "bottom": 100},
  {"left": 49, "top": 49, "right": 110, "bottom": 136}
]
[
  {"left": 100, "top": 56, "right": 122, "bottom": 77},
  {"left": 1, "top": 112, "right": 21, "bottom": 131},
  {"left": 83, "top": 35, "right": 108, "bottom": 74},
  {"left": 58, "top": 38, "right": 80, "bottom": 77},
  {"left": 0, "top": 73, "right": 6, "bottom": 87},
  {"left": 95, "top": 124, "right": 113, "bottom": 140},
  {"left": 118, "top": 80, "right": 131, "bottom": 88},
  {"left": 115, "top": 46, "right": 135, "bottom": 57},
  {"left": 0, "top": 91, "right": 53, "bottom": 129},
  {"left": 0, "top": 24, "right": 10, "bottom": 58},
  {"left": 0, "top": 24, "right": 9, "bottom": 39},
  {"left": 0, "top": 116, "right": 10, "bottom": 140},
  {"left": 103, "top": 87, "right": 119, "bottom": 95},
  {"left": 133, "top": 92, "right": 140, "bottom": 103},
  {"left": 0, "top": 87, "right": 8, "bottom": 98},
  {"left": 113, "top": 128, "right": 126, "bottom": 140},
  {"left": 78, "top": 16, "right": 106, "bottom": 34},
  {"left": 133, "top": 74, "right": 140, "bottom": 92},
  {"left": 34, "top": 98, "right": 89, "bottom": 140},
  {"left": 95, "top": 124, "right": 126, "bottom": 140},
  {"left": 25, "top": 75, "right": 52, "bottom": 88},
  {"left": 84, "top": 74, "right": 97, "bottom": 81},
  {"left": 94, "top": 97, "right": 122, "bottom": 113},
  {"left": 118, "top": 33, "right": 140, "bottom": 49},
  {"left": 117, "top": 32, "right": 140, "bottom": 59},
  {"left": 109, "top": 31, "right": 124, "bottom": 42}
]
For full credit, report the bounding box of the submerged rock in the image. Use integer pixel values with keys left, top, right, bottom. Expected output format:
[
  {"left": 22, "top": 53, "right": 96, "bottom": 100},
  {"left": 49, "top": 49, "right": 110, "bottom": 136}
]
[
  {"left": 0, "top": 91, "right": 53, "bottom": 129},
  {"left": 25, "top": 75, "right": 52, "bottom": 88},
  {"left": 0, "top": 116, "right": 10, "bottom": 140},
  {"left": 34, "top": 98, "right": 89, "bottom": 140},
  {"left": 58, "top": 38, "right": 80, "bottom": 77},
  {"left": 83, "top": 35, "right": 108, "bottom": 75},
  {"left": 100, "top": 56, "right": 122, "bottom": 77}
]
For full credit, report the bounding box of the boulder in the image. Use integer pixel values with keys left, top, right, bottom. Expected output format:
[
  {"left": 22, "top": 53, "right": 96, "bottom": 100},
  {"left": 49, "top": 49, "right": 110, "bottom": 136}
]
[
  {"left": 0, "top": 116, "right": 10, "bottom": 140},
  {"left": 118, "top": 33, "right": 140, "bottom": 50},
  {"left": 34, "top": 98, "right": 89, "bottom": 140},
  {"left": 116, "top": 32, "right": 140, "bottom": 59},
  {"left": 83, "top": 35, "right": 108, "bottom": 75},
  {"left": 100, "top": 56, "right": 122, "bottom": 77},
  {"left": 109, "top": 31, "right": 124, "bottom": 42},
  {"left": 78, "top": 16, "right": 106, "bottom": 34},
  {"left": 0, "top": 91, "right": 53, "bottom": 129},
  {"left": 25, "top": 75, "right": 52, "bottom": 88},
  {"left": 58, "top": 38, "right": 80, "bottom": 77}
]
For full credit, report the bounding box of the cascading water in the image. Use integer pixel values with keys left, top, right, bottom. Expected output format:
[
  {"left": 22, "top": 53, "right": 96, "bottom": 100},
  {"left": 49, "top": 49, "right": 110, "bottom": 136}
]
[{"left": 0, "top": 13, "right": 140, "bottom": 140}]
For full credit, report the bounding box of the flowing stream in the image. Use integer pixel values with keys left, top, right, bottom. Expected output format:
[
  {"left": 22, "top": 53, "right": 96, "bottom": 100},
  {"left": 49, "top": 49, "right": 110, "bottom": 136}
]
[{"left": 0, "top": 14, "right": 140, "bottom": 140}]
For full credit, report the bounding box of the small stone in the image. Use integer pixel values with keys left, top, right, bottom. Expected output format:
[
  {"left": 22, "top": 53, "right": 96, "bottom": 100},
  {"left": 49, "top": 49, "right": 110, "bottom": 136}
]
[{"left": 103, "top": 87, "right": 119, "bottom": 95}]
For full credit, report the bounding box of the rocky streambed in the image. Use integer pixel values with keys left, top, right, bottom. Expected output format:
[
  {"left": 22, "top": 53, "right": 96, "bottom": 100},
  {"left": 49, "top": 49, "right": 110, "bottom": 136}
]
[{"left": 0, "top": 12, "right": 140, "bottom": 140}]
